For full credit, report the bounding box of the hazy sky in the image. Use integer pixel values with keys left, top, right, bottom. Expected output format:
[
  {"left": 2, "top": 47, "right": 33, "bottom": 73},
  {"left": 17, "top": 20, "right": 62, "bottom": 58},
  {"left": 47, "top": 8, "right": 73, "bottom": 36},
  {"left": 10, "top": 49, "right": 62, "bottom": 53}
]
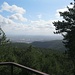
[{"left": 0, "top": 0, "right": 72, "bottom": 35}]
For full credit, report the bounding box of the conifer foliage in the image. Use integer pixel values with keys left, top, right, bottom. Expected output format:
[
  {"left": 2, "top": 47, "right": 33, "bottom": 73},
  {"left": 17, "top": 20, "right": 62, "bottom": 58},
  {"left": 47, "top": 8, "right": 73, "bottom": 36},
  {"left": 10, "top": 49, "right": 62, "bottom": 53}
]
[
  {"left": 53, "top": 0, "right": 75, "bottom": 74},
  {"left": 0, "top": 27, "right": 9, "bottom": 45}
]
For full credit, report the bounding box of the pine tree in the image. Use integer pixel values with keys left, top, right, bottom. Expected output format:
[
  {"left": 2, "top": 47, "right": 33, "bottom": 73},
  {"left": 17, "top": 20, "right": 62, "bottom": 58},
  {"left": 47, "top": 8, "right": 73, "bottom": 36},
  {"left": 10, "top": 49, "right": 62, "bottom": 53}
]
[
  {"left": 0, "top": 27, "right": 9, "bottom": 45},
  {"left": 53, "top": 0, "right": 75, "bottom": 74}
]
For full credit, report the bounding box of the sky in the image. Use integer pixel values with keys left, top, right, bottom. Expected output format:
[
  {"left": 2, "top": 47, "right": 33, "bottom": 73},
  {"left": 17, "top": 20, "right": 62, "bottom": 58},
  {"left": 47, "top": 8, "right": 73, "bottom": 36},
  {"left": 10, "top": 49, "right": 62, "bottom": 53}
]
[{"left": 0, "top": 0, "right": 73, "bottom": 36}]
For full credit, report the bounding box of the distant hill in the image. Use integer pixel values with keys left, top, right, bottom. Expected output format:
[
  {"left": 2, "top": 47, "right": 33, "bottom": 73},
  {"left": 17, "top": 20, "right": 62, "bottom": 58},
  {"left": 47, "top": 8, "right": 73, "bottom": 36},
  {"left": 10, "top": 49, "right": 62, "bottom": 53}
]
[
  {"left": 7, "top": 35, "right": 63, "bottom": 43},
  {"left": 30, "top": 40, "right": 66, "bottom": 51}
]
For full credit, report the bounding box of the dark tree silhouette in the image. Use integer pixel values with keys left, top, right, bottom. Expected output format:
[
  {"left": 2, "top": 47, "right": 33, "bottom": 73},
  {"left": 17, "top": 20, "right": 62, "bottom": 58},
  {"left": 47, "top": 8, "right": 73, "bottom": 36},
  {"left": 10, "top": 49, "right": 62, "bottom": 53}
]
[
  {"left": 53, "top": 0, "right": 75, "bottom": 74},
  {"left": 0, "top": 27, "right": 9, "bottom": 45}
]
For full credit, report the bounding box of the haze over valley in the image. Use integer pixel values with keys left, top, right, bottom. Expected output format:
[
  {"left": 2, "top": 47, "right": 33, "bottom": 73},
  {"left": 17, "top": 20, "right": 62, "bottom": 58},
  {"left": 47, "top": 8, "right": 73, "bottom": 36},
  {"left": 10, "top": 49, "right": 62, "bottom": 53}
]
[{"left": 7, "top": 35, "right": 63, "bottom": 43}]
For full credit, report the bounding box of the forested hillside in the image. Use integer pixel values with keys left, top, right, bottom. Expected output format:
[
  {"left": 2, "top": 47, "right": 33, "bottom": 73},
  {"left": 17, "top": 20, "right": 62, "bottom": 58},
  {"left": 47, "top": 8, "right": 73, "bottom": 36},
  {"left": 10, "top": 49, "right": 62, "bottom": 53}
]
[
  {"left": 31, "top": 40, "right": 66, "bottom": 51},
  {"left": 0, "top": 43, "right": 73, "bottom": 75}
]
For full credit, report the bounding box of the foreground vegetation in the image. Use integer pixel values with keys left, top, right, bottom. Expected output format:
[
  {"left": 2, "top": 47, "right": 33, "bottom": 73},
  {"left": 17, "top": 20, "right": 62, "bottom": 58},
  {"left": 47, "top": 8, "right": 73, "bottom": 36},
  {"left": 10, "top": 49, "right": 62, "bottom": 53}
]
[{"left": 0, "top": 43, "right": 74, "bottom": 75}]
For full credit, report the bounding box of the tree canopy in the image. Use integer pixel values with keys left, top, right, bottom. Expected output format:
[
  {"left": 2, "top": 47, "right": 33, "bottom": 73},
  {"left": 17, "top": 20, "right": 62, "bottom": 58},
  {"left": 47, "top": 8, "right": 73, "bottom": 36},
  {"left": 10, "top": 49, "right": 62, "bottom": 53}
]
[
  {"left": 53, "top": 0, "right": 75, "bottom": 74},
  {"left": 0, "top": 27, "right": 9, "bottom": 45}
]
